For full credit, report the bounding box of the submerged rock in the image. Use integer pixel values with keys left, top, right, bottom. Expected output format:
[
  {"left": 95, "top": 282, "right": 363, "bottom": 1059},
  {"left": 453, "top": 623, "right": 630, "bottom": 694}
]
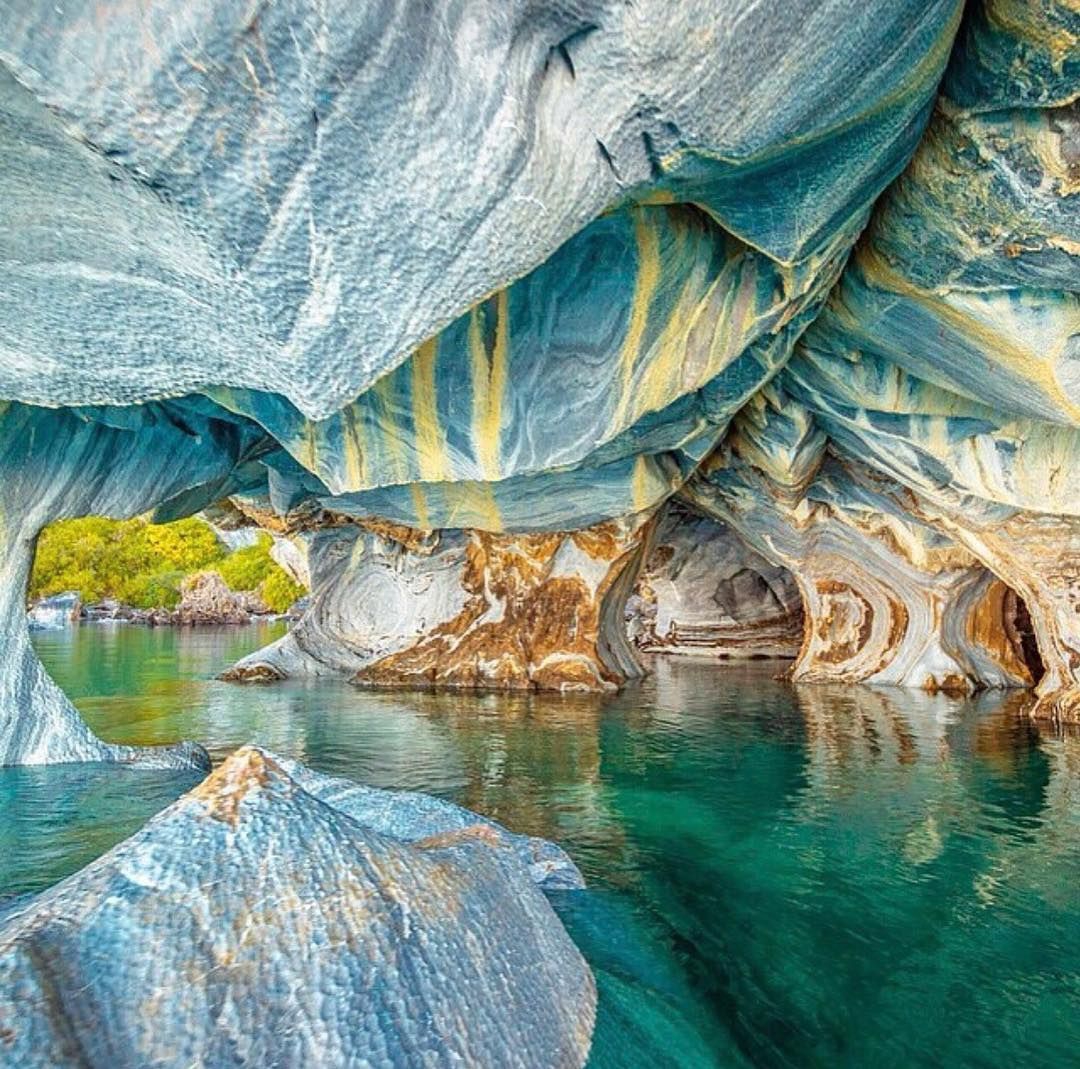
[{"left": 0, "top": 747, "right": 596, "bottom": 1068}]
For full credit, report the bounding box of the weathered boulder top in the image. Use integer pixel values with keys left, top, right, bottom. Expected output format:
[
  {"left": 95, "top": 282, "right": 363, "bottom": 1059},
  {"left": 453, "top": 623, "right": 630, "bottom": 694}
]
[
  {"left": 0, "top": 746, "right": 596, "bottom": 1069},
  {"left": 276, "top": 752, "right": 586, "bottom": 891},
  {"left": 0, "top": 0, "right": 959, "bottom": 417}
]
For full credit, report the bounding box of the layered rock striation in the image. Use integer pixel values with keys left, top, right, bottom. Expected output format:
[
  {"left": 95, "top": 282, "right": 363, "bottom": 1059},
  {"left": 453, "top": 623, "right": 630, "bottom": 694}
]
[
  {"left": 767, "top": 0, "right": 1080, "bottom": 711},
  {"left": 224, "top": 510, "right": 650, "bottom": 693},
  {"left": 687, "top": 390, "right": 1038, "bottom": 694}
]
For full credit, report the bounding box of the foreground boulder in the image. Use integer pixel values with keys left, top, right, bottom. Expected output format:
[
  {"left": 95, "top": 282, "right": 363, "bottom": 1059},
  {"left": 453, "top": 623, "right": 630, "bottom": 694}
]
[{"left": 0, "top": 747, "right": 596, "bottom": 1068}]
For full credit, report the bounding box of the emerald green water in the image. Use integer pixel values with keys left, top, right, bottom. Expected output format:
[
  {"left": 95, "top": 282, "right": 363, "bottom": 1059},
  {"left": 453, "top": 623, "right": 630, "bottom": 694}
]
[{"left": 9, "top": 623, "right": 1080, "bottom": 1067}]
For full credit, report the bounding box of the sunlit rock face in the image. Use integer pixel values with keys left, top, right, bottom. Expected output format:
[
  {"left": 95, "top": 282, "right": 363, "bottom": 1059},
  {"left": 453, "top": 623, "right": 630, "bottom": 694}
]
[
  {"left": 773, "top": 0, "right": 1080, "bottom": 715},
  {"left": 0, "top": 747, "right": 597, "bottom": 1067},
  {"left": 687, "top": 390, "right": 1036, "bottom": 694},
  {"left": 0, "top": 401, "right": 269, "bottom": 768},
  {"left": 628, "top": 499, "right": 803, "bottom": 659},
  {"left": 225, "top": 511, "right": 651, "bottom": 693}
]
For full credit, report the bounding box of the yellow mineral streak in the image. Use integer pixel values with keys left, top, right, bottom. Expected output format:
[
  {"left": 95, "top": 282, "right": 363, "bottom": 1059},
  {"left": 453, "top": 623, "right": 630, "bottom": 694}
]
[
  {"left": 447, "top": 480, "right": 502, "bottom": 533},
  {"left": 631, "top": 454, "right": 653, "bottom": 513},
  {"left": 371, "top": 373, "right": 408, "bottom": 485},
  {"left": 409, "top": 481, "right": 432, "bottom": 530},
  {"left": 411, "top": 336, "right": 448, "bottom": 483},
  {"left": 986, "top": 0, "right": 1079, "bottom": 71},
  {"left": 341, "top": 404, "right": 368, "bottom": 490},
  {"left": 635, "top": 302, "right": 689, "bottom": 420},
  {"left": 470, "top": 290, "right": 510, "bottom": 480},
  {"left": 858, "top": 245, "right": 1080, "bottom": 424},
  {"left": 610, "top": 208, "right": 661, "bottom": 434}
]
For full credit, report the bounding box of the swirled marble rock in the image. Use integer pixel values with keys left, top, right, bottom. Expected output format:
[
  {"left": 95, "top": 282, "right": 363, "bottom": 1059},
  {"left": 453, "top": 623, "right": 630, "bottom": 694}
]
[
  {"left": 0, "top": 746, "right": 596, "bottom": 1068},
  {"left": 225, "top": 510, "right": 651, "bottom": 693},
  {"left": 12, "top": 0, "right": 1079, "bottom": 726},
  {"left": 687, "top": 389, "right": 1037, "bottom": 694},
  {"left": 774, "top": 0, "right": 1080, "bottom": 714},
  {"left": 627, "top": 499, "right": 803, "bottom": 660},
  {"left": 0, "top": 0, "right": 970, "bottom": 733},
  {"left": 0, "top": 0, "right": 959, "bottom": 419}
]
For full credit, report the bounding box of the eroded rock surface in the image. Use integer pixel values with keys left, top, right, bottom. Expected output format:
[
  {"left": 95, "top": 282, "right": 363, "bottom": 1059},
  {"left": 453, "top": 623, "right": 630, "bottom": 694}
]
[
  {"left": 0, "top": 0, "right": 958, "bottom": 418},
  {"left": 0, "top": 402, "right": 258, "bottom": 767},
  {"left": 763, "top": 0, "right": 1080, "bottom": 713},
  {"left": 628, "top": 499, "right": 803, "bottom": 659},
  {"left": 0, "top": 0, "right": 1076, "bottom": 722},
  {"left": 0, "top": 746, "right": 596, "bottom": 1068},
  {"left": 226, "top": 512, "right": 651, "bottom": 693},
  {"left": 687, "top": 391, "right": 1036, "bottom": 694}
]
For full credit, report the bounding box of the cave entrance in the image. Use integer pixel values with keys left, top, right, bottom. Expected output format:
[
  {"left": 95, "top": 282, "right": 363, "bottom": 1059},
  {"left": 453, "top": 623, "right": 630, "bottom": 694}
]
[{"left": 627, "top": 501, "right": 803, "bottom": 660}]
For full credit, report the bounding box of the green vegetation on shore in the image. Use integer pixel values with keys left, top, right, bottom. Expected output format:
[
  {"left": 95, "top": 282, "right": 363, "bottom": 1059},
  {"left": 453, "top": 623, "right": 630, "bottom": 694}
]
[{"left": 30, "top": 516, "right": 305, "bottom": 613}]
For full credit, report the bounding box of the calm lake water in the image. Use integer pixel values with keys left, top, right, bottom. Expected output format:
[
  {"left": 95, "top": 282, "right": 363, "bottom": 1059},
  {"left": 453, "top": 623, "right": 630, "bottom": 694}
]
[{"left": 9, "top": 623, "right": 1080, "bottom": 1067}]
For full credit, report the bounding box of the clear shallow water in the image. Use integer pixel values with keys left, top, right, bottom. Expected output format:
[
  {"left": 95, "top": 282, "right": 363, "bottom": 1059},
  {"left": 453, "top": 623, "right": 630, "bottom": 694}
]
[{"left": 9, "top": 623, "right": 1080, "bottom": 1067}]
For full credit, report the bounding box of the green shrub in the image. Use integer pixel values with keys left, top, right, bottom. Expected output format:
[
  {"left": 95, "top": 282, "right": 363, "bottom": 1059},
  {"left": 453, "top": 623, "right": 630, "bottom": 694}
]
[
  {"left": 260, "top": 568, "right": 306, "bottom": 614},
  {"left": 30, "top": 517, "right": 308, "bottom": 611},
  {"left": 217, "top": 534, "right": 277, "bottom": 591},
  {"left": 31, "top": 516, "right": 224, "bottom": 606},
  {"left": 116, "top": 570, "right": 186, "bottom": 610}
]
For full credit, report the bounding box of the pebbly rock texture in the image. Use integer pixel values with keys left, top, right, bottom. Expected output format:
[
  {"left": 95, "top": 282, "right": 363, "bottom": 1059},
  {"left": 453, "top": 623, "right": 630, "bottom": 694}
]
[
  {"left": 0, "top": 0, "right": 959, "bottom": 417},
  {"left": 225, "top": 512, "right": 651, "bottom": 693},
  {"left": 628, "top": 499, "right": 803, "bottom": 659},
  {"left": 277, "top": 756, "right": 585, "bottom": 892},
  {"left": 0, "top": 746, "right": 597, "bottom": 1068}
]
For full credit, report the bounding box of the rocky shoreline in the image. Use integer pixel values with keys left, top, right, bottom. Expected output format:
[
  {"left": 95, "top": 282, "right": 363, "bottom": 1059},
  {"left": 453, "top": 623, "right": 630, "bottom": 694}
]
[{"left": 29, "top": 572, "right": 304, "bottom": 631}]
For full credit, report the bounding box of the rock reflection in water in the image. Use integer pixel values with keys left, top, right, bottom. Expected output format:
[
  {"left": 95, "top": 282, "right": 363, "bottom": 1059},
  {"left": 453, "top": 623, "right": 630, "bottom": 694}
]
[{"left": 15, "top": 625, "right": 1080, "bottom": 1068}]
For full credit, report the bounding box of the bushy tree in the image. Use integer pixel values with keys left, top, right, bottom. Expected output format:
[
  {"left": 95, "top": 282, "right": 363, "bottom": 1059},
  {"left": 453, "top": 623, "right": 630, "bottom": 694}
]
[
  {"left": 259, "top": 568, "right": 306, "bottom": 614},
  {"left": 29, "top": 516, "right": 307, "bottom": 611},
  {"left": 216, "top": 534, "right": 278, "bottom": 591}
]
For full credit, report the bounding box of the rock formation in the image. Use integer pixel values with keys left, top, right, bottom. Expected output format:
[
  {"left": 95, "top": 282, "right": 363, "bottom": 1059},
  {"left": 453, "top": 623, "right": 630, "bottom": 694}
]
[
  {"left": 224, "top": 512, "right": 650, "bottom": 693},
  {"left": 1, "top": 0, "right": 1078, "bottom": 744},
  {"left": 0, "top": 402, "right": 262, "bottom": 767},
  {"left": 686, "top": 390, "right": 1039, "bottom": 694},
  {"left": 172, "top": 571, "right": 268, "bottom": 626},
  {"left": 627, "top": 499, "right": 803, "bottom": 659},
  {"left": 770, "top": 0, "right": 1080, "bottom": 712},
  {"left": 0, "top": 747, "right": 597, "bottom": 1067}
]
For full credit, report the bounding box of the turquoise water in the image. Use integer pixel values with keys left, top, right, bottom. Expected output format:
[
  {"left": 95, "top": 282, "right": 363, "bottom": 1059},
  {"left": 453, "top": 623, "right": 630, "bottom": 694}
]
[{"left": 8, "top": 623, "right": 1080, "bottom": 1067}]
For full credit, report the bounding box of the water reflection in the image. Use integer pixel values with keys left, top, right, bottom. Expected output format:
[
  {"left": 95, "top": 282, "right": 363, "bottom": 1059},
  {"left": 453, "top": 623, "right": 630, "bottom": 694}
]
[{"left": 14, "top": 626, "right": 1080, "bottom": 1068}]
